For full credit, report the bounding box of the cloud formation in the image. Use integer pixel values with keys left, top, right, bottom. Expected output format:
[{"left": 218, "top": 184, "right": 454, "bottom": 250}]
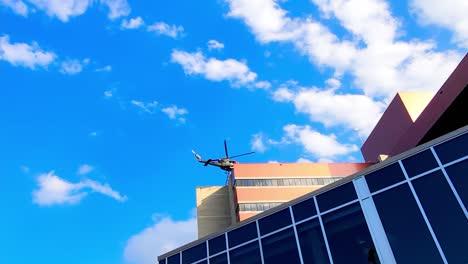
[
  {"left": 225, "top": 0, "right": 462, "bottom": 98},
  {"left": 251, "top": 133, "right": 266, "bottom": 152},
  {"left": 124, "top": 214, "right": 197, "bottom": 264},
  {"left": 410, "top": 0, "right": 468, "bottom": 48},
  {"left": 283, "top": 124, "right": 358, "bottom": 158},
  {"left": 171, "top": 49, "right": 269, "bottom": 89},
  {"left": 161, "top": 105, "right": 188, "bottom": 123},
  {"left": 147, "top": 22, "right": 184, "bottom": 38},
  {"left": 207, "top": 40, "right": 225, "bottom": 50},
  {"left": 0, "top": 35, "right": 56, "bottom": 69},
  {"left": 32, "top": 171, "right": 127, "bottom": 206},
  {"left": 77, "top": 164, "right": 94, "bottom": 175},
  {"left": 60, "top": 58, "right": 89, "bottom": 75},
  {"left": 0, "top": 0, "right": 28, "bottom": 16},
  {"left": 121, "top": 16, "right": 145, "bottom": 29},
  {"left": 6, "top": 0, "right": 130, "bottom": 22}
]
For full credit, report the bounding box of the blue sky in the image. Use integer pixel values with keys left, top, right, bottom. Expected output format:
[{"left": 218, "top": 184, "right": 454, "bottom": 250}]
[{"left": 0, "top": 0, "right": 466, "bottom": 263}]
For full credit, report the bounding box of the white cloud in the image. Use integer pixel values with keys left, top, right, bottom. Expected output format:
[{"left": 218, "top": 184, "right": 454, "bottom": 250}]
[
  {"left": 410, "top": 0, "right": 468, "bottom": 48},
  {"left": 96, "top": 65, "right": 112, "bottom": 72},
  {"left": 32, "top": 171, "right": 127, "bottom": 206},
  {"left": 147, "top": 22, "right": 184, "bottom": 38},
  {"left": 60, "top": 58, "right": 89, "bottom": 75},
  {"left": 104, "top": 90, "right": 113, "bottom": 98},
  {"left": 100, "top": 0, "right": 130, "bottom": 20},
  {"left": 283, "top": 124, "right": 358, "bottom": 158},
  {"left": 0, "top": 35, "right": 56, "bottom": 69},
  {"left": 273, "top": 83, "right": 385, "bottom": 136},
  {"left": 225, "top": 0, "right": 462, "bottom": 98},
  {"left": 254, "top": 80, "right": 271, "bottom": 89},
  {"left": 171, "top": 50, "right": 268, "bottom": 88},
  {"left": 297, "top": 157, "right": 312, "bottom": 163},
  {"left": 27, "top": 0, "right": 92, "bottom": 22},
  {"left": 0, "top": 0, "right": 28, "bottom": 16},
  {"left": 124, "top": 215, "right": 197, "bottom": 264},
  {"left": 161, "top": 105, "right": 188, "bottom": 123},
  {"left": 207, "top": 39, "right": 224, "bottom": 50},
  {"left": 77, "top": 164, "right": 93, "bottom": 175},
  {"left": 131, "top": 100, "right": 158, "bottom": 114},
  {"left": 121, "top": 16, "right": 144, "bottom": 29},
  {"left": 251, "top": 133, "right": 266, "bottom": 152}
]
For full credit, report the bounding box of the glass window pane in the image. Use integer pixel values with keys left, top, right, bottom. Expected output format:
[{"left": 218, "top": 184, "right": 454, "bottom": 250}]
[
  {"left": 322, "top": 202, "right": 378, "bottom": 264},
  {"left": 167, "top": 253, "right": 180, "bottom": 264},
  {"left": 296, "top": 218, "right": 330, "bottom": 264},
  {"left": 445, "top": 159, "right": 468, "bottom": 207},
  {"left": 434, "top": 132, "right": 468, "bottom": 164},
  {"left": 373, "top": 184, "right": 443, "bottom": 264},
  {"left": 209, "top": 234, "right": 226, "bottom": 255},
  {"left": 317, "top": 182, "right": 357, "bottom": 212},
  {"left": 412, "top": 171, "right": 468, "bottom": 263},
  {"left": 228, "top": 222, "right": 258, "bottom": 248},
  {"left": 159, "top": 260, "right": 166, "bottom": 264},
  {"left": 261, "top": 228, "right": 301, "bottom": 264},
  {"left": 210, "top": 253, "right": 227, "bottom": 264},
  {"left": 402, "top": 150, "right": 439, "bottom": 177},
  {"left": 229, "top": 241, "right": 262, "bottom": 264},
  {"left": 182, "top": 242, "right": 206, "bottom": 264},
  {"left": 292, "top": 197, "right": 317, "bottom": 222},
  {"left": 258, "top": 208, "right": 292, "bottom": 235},
  {"left": 365, "top": 163, "right": 405, "bottom": 192}
]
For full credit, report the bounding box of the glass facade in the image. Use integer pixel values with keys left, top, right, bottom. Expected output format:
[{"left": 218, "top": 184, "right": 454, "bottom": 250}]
[{"left": 159, "top": 128, "right": 468, "bottom": 264}]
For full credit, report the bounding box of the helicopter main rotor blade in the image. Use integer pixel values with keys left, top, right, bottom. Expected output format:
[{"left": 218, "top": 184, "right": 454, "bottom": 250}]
[
  {"left": 224, "top": 139, "right": 229, "bottom": 158},
  {"left": 229, "top": 152, "right": 255, "bottom": 159}
]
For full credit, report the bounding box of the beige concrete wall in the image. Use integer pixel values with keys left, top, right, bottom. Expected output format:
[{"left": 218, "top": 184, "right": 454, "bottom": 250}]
[{"left": 196, "top": 186, "right": 233, "bottom": 238}]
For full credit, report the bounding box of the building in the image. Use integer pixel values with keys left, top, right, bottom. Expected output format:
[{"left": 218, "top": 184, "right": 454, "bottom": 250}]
[
  {"left": 160, "top": 53, "right": 468, "bottom": 263},
  {"left": 196, "top": 162, "right": 373, "bottom": 238},
  {"left": 159, "top": 126, "right": 468, "bottom": 264}
]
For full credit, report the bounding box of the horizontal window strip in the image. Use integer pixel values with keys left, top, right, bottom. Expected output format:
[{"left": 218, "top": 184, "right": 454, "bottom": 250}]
[
  {"left": 239, "top": 202, "right": 283, "bottom": 212},
  {"left": 235, "top": 177, "right": 345, "bottom": 187}
]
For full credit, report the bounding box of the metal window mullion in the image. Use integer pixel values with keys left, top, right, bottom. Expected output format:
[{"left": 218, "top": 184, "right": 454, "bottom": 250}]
[
  {"left": 430, "top": 147, "right": 468, "bottom": 219},
  {"left": 398, "top": 160, "right": 448, "bottom": 264},
  {"left": 289, "top": 206, "right": 304, "bottom": 264},
  {"left": 314, "top": 196, "right": 334, "bottom": 264},
  {"left": 225, "top": 233, "right": 230, "bottom": 264},
  {"left": 180, "top": 252, "right": 182, "bottom": 264},
  {"left": 353, "top": 178, "right": 396, "bottom": 264},
  {"left": 256, "top": 220, "right": 265, "bottom": 264},
  {"left": 206, "top": 240, "right": 210, "bottom": 264}
]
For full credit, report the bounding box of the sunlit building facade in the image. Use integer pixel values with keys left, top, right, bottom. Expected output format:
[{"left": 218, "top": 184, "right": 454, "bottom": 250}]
[{"left": 162, "top": 53, "right": 468, "bottom": 263}]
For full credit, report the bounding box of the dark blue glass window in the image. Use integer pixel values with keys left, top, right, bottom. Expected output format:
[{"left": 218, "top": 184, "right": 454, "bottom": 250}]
[
  {"left": 413, "top": 171, "right": 468, "bottom": 263},
  {"left": 261, "top": 228, "right": 301, "bottom": 264},
  {"left": 182, "top": 242, "right": 206, "bottom": 264},
  {"left": 317, "top": 182, "right": 357, "bottom": 212},
  {"left": 209, "top": 253, "right": 227, "bottom": 264},
  {"left": 365, "top": 163, "right": 405, "bottom": 192},
  {"left": 159, "top": 260, "right": 166, "bottom": 264},
  {"left": 208, "top": 234, "right": 226, "bottom": 255},
  {"left": 322, "top": 202, "right": 377, "bottom": 264},
  {"left": 434, "top": 132, "right": 468, "bottom": 164},
  {"left": 292, "top": 197, "right": 317, "bottom": 222},
  {"left": 373, "top": 184, "right": 442, "bottom": 264},
  {"left": 402, "top": 150, "right": 439, "bottom": 177},
  {"left": 229, "top": 241, "right": 261, "bottom": 264},
  {"left": 258, "top": 208, "right": 292, "bottom": 236},
  {"left": 297, "top": 218, "right": 330, "bottom": 264},
  {"left": 197, "top": 261, "right": 207, "bottom": 264},
  {"left": 167, "top": 253, "right": 180, "bottom": 264},
  {"left": 445, "top": 159, "right": 468, "bottom": 207},
  {"left": 228, "top": 222, "right": 257, "bottom": 248}
]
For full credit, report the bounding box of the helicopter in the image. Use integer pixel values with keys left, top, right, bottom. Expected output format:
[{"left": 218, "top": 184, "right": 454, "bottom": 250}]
[{"left": 192, "top": 140, "right": 255, "bottom": 171}]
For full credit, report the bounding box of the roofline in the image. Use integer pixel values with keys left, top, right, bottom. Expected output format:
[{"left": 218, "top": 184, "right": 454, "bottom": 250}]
[{"left": 158, "top": 125, "right": 468, "bottom": 261}]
